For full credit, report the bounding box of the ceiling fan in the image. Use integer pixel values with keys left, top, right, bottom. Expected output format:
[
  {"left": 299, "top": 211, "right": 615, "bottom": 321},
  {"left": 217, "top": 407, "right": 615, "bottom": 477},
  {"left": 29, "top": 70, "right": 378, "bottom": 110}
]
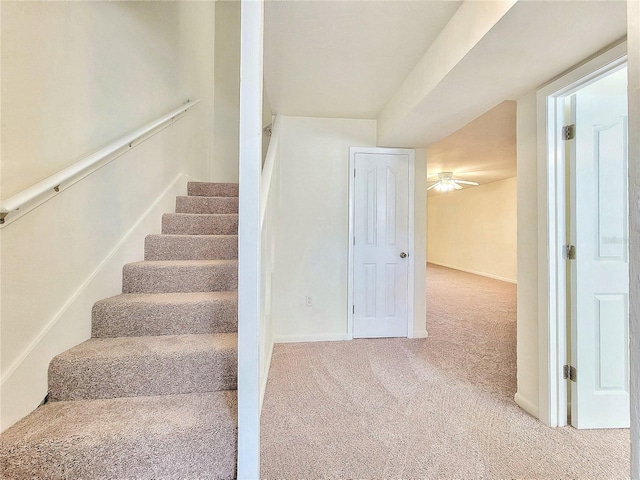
[{"left": 427, "top": 172, "right": 479, "bottom": 192}]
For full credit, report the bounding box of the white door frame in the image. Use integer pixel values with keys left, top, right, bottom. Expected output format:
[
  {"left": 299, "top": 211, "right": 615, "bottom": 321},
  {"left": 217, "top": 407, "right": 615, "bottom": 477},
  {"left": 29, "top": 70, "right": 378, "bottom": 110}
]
[
  {"left": 347, "top": 147, "right": 415, "bottom": 340},
  {"left": 537, "top": 41, "right": 627, "bottom": 427}
]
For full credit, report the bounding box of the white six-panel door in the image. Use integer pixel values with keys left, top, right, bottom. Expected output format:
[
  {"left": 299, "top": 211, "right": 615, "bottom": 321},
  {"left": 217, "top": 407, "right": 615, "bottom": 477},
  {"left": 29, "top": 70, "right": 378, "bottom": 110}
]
[
  {"left": 352, "top": 151, "right": 410, "bottom": 338},
  {"left": 570, "top": 66, "right": 629, "bottom": 429}
]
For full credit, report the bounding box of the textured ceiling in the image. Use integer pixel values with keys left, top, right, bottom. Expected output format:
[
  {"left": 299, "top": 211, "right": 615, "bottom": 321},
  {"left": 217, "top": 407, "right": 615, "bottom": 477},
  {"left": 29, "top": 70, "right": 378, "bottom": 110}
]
[{"left": 264, "top": 1, "right": 462, "bottom": 119}]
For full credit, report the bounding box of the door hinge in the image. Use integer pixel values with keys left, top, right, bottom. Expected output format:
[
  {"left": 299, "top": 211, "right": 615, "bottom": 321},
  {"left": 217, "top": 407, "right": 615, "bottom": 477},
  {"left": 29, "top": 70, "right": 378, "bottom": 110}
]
[
  {"left": 352, "top": 305, "right": 355, "bottom": 314},
  {"left": 354, "top": 169, "right": 356, "bottom": 177},
  {"left": 563, "top": 244, "right": 576, "bottom": 260},
  {"left": 563, "top": 364, "right": 577, "bottom": 382},
  {"left": 353, "top": 236, "right": 355, "bottom": 245},
  {"left": 562, "top": 124, "right": 576, "bottom": 141}
]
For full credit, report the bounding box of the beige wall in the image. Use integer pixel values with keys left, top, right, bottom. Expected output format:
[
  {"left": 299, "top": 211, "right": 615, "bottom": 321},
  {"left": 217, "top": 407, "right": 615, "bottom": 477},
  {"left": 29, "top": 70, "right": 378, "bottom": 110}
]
[
  {"left": 1, "top": 1, "right": 217, "bottom": 198},
  {"left": 271, "top": 116, "right": 427, "bottom": 341},
  {"left": 272, "top": 116, "right": 377, "bottom": 341},
  {"left": 515, "top": 92, "right": 540, "bottom": 416},
  {"left": 0, "top": 1, "right": 217, "bottom": 431},
  {"left": 427, "top": 177, "right": 517, "bottom": 283},
  {"left": 213, "top": 0, "right": 240, "bottom": 182}
]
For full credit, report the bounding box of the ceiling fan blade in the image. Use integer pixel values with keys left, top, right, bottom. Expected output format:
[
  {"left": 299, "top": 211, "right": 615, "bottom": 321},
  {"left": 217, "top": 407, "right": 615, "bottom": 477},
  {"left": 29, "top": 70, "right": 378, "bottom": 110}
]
[
  {"left": 453, "top": 183, "right": 463, "bottom": 190},
  {"left": 426, "top": 182, "right": 441, "bottom": 191},
  {"left": 455, "top": 180, "right": 479, "bottom": 186}
]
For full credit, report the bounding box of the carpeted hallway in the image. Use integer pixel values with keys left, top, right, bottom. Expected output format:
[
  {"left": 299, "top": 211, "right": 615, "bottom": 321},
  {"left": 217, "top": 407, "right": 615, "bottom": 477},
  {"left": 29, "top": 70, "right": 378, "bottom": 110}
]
[{"left": 260, "top": 264, "right": 629, "bottom": 479}]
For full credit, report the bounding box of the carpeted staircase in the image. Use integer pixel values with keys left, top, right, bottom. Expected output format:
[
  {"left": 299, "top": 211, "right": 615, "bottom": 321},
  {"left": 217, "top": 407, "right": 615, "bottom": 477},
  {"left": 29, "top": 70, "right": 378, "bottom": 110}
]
[{"left": 1, "top": 182, "right": 239, "bottom": 479}]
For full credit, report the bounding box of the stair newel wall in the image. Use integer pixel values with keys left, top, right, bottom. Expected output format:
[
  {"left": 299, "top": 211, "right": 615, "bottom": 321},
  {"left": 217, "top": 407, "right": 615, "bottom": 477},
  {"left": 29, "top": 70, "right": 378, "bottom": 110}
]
[{"left": 237, "top": 1, "right": 266, "bottom": 477}]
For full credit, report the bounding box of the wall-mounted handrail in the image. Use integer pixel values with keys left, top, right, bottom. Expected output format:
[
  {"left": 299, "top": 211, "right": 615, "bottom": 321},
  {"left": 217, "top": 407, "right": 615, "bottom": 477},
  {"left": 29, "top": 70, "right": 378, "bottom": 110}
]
[
  {"left": 260, "top": 115, "right": 281, "bottom": 227},
  {"left": 0, "top": 99, "right": 200, "bottom": 225}
]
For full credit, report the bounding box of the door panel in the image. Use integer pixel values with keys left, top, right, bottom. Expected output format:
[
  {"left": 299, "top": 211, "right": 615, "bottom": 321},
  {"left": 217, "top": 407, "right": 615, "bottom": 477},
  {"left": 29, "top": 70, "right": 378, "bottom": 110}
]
[
  {"left": 570, "top": 66, "right": 629, "bottom": 429},
  {"left": 353, "top": 153, "right": 409, "bottom": 338}
]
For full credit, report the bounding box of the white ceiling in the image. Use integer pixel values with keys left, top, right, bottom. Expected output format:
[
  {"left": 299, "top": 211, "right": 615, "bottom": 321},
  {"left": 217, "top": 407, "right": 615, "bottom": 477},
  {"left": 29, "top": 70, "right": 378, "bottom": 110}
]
[
  {"left": 264, "top": 1, "right": 462, "bottom": 119},
  {"left": 263, "top": 0, "right": 627, "bottom": 185},
  {"left": 379, "top": 0, "right": 628, "bottom": 148}
]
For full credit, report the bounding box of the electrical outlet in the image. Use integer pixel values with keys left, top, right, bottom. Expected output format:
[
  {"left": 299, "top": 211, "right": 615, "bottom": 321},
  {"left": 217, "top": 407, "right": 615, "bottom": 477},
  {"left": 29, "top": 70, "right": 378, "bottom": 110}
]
[{"left": 305, "top": 295, "right": 313, "bottom": 307}]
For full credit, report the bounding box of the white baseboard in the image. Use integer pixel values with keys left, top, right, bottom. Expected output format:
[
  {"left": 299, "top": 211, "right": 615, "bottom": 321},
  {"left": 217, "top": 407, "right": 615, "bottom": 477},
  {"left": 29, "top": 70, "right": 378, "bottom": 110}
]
[
  {"left": 514, "top": 391, "right": 539, "bottom": 418},
  {"left": 0, "top": 174, "right": 188, "bottom": 432},
  {"left": 411, "top": 329, "right": 429, "bottom": 338},
  {"left": 259, "top": 338, "right": 274, "bottom": 414},
  {"left": 274, "top": 332, "right": 426, "bottom": 342},
  {"left": 274, "top": 333, "right": 350, "bottom": 344},
  {"left": 428, "top": 261, "right": 517, "bottom": 284}
]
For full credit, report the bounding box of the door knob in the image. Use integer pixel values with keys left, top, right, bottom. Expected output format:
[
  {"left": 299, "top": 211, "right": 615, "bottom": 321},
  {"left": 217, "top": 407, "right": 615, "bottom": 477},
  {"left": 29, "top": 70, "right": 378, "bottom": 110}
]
[{"left": 400, "top": 252, "right": 408, "bottom": 258}]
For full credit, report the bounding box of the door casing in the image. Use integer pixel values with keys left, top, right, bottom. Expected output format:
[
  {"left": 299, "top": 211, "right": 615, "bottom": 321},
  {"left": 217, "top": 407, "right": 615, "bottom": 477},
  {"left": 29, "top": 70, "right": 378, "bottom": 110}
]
[
  {"left": 347, "top": 147, "right": 415, "bottom": 340},
  {"left": 536, "top": 41, "right": 627, "bottom": 427}
]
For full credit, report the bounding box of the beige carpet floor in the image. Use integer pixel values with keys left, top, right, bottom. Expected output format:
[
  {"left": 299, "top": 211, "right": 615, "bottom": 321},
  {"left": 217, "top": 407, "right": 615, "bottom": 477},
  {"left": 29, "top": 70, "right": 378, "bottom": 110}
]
[{"left": 260, "top": 264, "right": 630, "bottom": 479}]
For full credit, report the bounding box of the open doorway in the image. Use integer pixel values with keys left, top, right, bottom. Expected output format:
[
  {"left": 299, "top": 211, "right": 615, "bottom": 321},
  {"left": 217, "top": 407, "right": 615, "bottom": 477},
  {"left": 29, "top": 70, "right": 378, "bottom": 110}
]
[
  {"left": 424, "top": 101, "right": 519, "bottom": 409},
  {"left": 425, "top": 101, "right": 517, "bottom": 284}
]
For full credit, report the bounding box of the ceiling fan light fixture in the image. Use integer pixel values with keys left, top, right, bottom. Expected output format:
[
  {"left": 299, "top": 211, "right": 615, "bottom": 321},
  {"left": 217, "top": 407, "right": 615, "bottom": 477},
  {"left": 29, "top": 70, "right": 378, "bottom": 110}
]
[
  {"left": 427, "top": 171, "right": 479, "bottom": 192},
  {"left": 435, "top": 182, "right": 454, "bottom": 192}
]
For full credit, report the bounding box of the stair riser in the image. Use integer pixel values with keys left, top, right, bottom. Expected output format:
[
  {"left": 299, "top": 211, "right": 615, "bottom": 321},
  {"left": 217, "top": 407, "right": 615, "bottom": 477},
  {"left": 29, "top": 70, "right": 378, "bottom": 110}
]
[
  {"left": 162, "top": 214, "right": 238, "bottom": 235},
  {"left": 92, "top": 298, "right": 238, "bottom": 337},
  {"left": 123, "top": 263, "right": 237, "bottom": 293},
  {"left": 0, "top": 392, "right": 237, "bottom": 480},
  {"left": 2, "top": 429, "right": 237, "bottom": 480},
  {"left": 48, "top": 350, "right": 237, "bottom": 401},
  {"left": 176, "top": 197, "right": 238, "bottom": 214},
  {"left": 188, "top": 182, "right": 239, "bottom": 197},
  {"left": 144, "top": 235, "right": 238, "bottom": 261}
]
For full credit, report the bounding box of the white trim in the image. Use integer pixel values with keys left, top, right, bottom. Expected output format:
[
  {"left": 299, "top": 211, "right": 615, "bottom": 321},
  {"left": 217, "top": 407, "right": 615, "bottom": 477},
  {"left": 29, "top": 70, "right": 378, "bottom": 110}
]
[
  {"left": 259, "top": 338, "right": 274, "bottom": 412},
  {"left": 515, "top": 392, "right": 540, "bottom": 419},
  {"left": 428, "top": 261, "right": 517, "bottom": 284},
  {"left": 0, "top": 173, "right": 189, "bottom": 386},
  {"left": 274, "top": 334, "right": 350, "bottom": 344},
  {"left": 347, "top": 147, "right": 415, "bottom": 339},
  {"left": 536, "top": 41, "right": 627, "bottom": 427},
  {"left": 237, "top": 1, "right": 263, "bottom": 478},
  {"left": 412, "top": 330, "right": 429, "bottom": 339},
  {"left": 348, "top": 150, "right": 356, "bottom": 340},
  {"left": 408, "top": 149, "right": 415, "bottom": 338}
]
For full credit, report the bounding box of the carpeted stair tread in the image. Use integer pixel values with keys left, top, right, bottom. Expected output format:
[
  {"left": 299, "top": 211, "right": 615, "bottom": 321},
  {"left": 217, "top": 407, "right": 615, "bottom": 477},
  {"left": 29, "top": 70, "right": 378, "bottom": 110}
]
[
  {"left": 162, "top": 213, "right": 238, "bottom": 235},
  {"left": 176, "top": 196, "right": 238, "bottom": 214},
  {"left": 1, "top": 391, "right": 237, "bottom": 479},
  {"left": 92, "top": 292, "right": 238, "bottom": 337},
  {"left": 188, "top": 182, "right": 238, "bottom": 198},
  {"left": 48, "top": 333, "right": 237, "bottom": 401},
  {"left": 122, "top": 260, "right": 238, "bottom": 293},
  {"left": 145, "top": 234, "right": 238, "bottom": 261},
  {"left": 2, "top": 181, "right": 239, "bottom": 478}
]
